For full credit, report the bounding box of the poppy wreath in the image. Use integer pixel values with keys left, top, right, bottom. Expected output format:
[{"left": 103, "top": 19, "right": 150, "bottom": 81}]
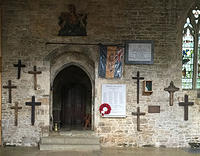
[{"left": 99, "top": 103, "right": 111, "bottom": 116}]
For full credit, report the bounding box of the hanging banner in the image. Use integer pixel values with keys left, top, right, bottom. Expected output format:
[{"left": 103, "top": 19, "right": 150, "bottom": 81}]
[
  {"left": 98, "top": 45, "right": 124, "bottom": 78},
  {"left": 101, "top": 84, "right": 126, "bottom": 117}
]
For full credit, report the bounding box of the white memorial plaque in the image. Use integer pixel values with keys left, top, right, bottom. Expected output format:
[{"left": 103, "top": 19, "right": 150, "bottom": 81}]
[
  {"left": 101, "top": 84, "right": 126, "bottom": 117},
  {"left": 125, "top": 40, "right": 154, "bottom": 64},
  {"left": 128, "top": 43, "right": 152, "bottom": 61}
]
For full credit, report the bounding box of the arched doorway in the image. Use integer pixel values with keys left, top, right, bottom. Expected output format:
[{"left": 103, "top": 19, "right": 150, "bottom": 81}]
[{"left": 53, "top": 65, "right": 92, "bottom": 130}]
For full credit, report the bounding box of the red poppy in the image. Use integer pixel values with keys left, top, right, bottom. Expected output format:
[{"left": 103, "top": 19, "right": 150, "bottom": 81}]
[{"left": 99, "top": 103, "right": 111, "bottom": 116}]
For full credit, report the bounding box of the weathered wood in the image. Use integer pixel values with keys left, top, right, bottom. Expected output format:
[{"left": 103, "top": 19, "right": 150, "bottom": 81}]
[
  {"left": 3, "top": 80, "right": 17, "bottom": 103},
  {"left": 28, "top": 66, "right": 42, "bottom": 90},
  {"left": 25, "top": 96, "right": 41, "bottom": 125},
  {"left": 148, "top": 106, "right": 160, "bottom": 113},
  {"left": 10, "top": 102, "right": 22, "bottom": 126},
  {"left": 13, "top": 60, "right": 26, "bottom": 79},
  {"left": 132, "top": 71, "right": 144, "bottom": 104},
  {"left": 0, "top": 8, "right": 2, "bottom": 146},
  {"left": 0, "top": 57, "right": 2, "bottom": 72},
  {"left": 179, "top": 94, "right": 194, "bottom": 121},
  {"left": 132, "top": 107, "right": 145, "bottom": 131},
  {"left": 164, "top": 81, "right": 179, "bottom": 106}
]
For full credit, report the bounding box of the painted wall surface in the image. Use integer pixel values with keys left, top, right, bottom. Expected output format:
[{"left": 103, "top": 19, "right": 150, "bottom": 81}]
[{"left": 1, "top": 0, "right": 200, "bottom": 147}]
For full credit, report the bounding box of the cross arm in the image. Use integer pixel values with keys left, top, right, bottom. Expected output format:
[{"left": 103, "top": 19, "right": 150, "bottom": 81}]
[
  {"left": 28, "top": 71, "right": 42, "bottom": 74},
  {"left": 11, "top": 106, "right": 22, "bottom": 109},
  {"left": 132, "top": 112, "right": 137, "bottom": 115},
  {"left": 25, "top": 102, "right": 33, "bottom": 106},
  {"left": 140, "top": 112, "right": 145, "bottom": 115},
  {"left": 35, "top": 102, "right": 41, "bottom": 106}
]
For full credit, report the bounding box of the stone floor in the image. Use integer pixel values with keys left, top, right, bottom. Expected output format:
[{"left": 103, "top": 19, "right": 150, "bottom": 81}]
[{"left": 0, "top": 147, "right": 200, "bottom": 156}]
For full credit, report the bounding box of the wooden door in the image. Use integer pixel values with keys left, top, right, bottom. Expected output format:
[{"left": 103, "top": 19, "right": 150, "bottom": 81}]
[{"left": 61, "top": 84, "right": 86, "bottom": 130}]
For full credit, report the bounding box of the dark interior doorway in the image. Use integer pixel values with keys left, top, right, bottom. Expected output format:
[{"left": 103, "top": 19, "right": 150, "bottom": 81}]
[{"left": 53, "top": 65, "right": 92, "bottom": 130}]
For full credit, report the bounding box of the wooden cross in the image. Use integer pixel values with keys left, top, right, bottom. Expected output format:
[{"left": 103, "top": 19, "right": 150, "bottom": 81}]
[
  {"left": 164, "top": 81, "right": 179, "bottom": 106},
  {"left": 132, "top": 107, "right": 145, "bottom": 131},
  {"left": 13, "top": 60, "right": 26, "bottom": 79},
  {"left": 3, "top": 80, "right": 17, "bottom": 103},
  {"left": 132, "top": 71, "right": 144, "bottom": 104},
  {"left": 179, "top": 94, "right": 194, "bottom": 121},
  {"left": 10, "top": 102, "right": 22, "bottom": 126},
  {"left": 25, "top": 96, "right": 41, "bottom": 125},
  {"left": 28, "top": 66, "right": 42, "bottom": 90}
]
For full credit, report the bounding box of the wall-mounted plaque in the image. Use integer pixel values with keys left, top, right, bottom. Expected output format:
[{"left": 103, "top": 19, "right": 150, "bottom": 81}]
[
  {"left": 148, "top": 106, "right": 160, "bottom": 113},
  {"left": 102, "top": 84, "right": 126, "bottom": 117},
  {"left": 125, "top": 40, "right": 154, "bottom": 64}
]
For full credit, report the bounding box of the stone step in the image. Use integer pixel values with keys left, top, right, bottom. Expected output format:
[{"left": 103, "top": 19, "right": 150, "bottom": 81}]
[
  {"left": 39, "top": 131, "right": 101, "bottom": 151},
  {"left": 55, "top": 130, "right": 97, "bottom": 137},
  {"left": 39, "top": 144, "right": 101, "bottom": 151},
  {"left": 41, "top": 136, "right": 100, "bottom": 145}
]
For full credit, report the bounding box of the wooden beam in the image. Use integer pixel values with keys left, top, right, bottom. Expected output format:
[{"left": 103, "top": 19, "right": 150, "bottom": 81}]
[{"left": 0, "top": 8, "right": 2, "bottom": 146}]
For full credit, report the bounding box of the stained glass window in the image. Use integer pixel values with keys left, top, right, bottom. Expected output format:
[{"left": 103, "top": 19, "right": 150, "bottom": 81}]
[
  {"left": 182, "top": 5, "right": 200, "bottom": 89},
  {"left": 182, "top": 28, "right": 194, "bottom": 89},
  {"left": 197, "top": 32, "right": 200, "bottom": 88}
]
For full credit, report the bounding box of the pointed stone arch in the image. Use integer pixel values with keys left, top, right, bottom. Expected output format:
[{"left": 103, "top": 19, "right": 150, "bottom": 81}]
[
  {"left": 46, "top": 48, "right": 95, "bottom": 131},
  {"left": 180, "top": 1, "right": 200, "bottom": 89}
]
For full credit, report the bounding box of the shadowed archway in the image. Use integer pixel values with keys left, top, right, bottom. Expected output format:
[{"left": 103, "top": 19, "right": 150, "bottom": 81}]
[{"left": 53, "top": 65, "right": 92, "bottom": 130}]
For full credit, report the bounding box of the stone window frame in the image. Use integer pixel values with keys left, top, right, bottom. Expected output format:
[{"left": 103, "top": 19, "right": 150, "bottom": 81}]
[{"left": 182, "top": 3, "right": 200, "bottom": 90}]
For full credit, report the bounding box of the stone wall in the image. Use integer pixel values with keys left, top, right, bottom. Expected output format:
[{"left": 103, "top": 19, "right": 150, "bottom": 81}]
[{"left": 1, "top": 0, "right": 200, "bottom": 147}]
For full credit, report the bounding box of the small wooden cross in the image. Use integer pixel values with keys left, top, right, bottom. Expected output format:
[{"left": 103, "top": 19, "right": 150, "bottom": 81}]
[
  {"left": 3, "top": 80, "right": 17, "bottom": 103},
  {"left": 13, "top": 60, "right": 26, "bottom": 79},
  {"left": 164, "top": 81, "right": 179, "bottom": 106},
  {"left": 25, "top": 96, "right": 41, "bottom": 125},
  {"left": 179, "top": 94, "right": 194, "bottom": 121},
  {"left": 132, "top": 71, "right": 144, "bottom": 104},
  {"left": 28, "top": 66, "right": 42, "bottom": 90},
  {"left": 10, "top": 102, "right": 22, "bottom": 126},
  {"left": 132, "top": 107, "right": 145, "bottom": 131}
]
